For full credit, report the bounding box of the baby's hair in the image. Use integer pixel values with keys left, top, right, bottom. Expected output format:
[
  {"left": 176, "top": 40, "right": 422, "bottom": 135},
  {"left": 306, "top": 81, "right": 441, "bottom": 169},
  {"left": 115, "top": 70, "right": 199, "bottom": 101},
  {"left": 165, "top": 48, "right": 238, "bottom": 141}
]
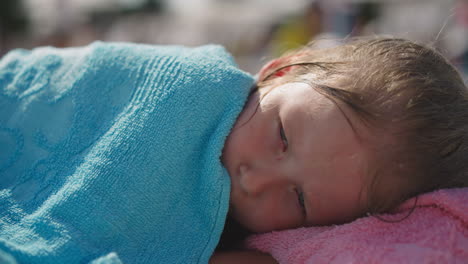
[{"left": 256, "top": 37, "right": 468, "bottom": 216}]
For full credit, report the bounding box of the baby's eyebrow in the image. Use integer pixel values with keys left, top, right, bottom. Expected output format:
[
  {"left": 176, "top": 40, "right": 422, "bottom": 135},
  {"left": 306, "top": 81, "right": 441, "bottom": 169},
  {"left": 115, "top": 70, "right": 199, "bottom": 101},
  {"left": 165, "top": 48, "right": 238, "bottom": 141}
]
[{"left": 309, "top": 82, "right": 363, "bottom": 141}]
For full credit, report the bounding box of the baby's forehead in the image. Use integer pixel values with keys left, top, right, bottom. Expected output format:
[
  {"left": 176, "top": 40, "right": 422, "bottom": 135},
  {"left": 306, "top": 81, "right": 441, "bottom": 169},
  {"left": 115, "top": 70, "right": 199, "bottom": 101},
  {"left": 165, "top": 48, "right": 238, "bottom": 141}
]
[
  {"left": 358, "top": 122, "right": 414, "bottom": 199},
  {"left": 327, "top": 96, "right": 402, "bottom": 180}
]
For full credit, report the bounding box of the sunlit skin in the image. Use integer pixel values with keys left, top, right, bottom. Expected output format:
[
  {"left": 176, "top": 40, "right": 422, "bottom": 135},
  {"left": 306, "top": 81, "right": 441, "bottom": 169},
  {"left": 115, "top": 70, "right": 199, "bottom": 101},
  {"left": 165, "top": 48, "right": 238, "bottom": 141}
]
[{"left": 222, "top": 82, "right": 371, "bottom": 233}]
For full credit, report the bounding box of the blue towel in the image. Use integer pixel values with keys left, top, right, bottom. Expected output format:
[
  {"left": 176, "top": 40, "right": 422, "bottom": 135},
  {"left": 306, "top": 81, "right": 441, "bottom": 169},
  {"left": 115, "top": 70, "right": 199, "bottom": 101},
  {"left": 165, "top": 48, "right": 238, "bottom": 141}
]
[{"left": 0, "top": 42, "right": 254, "bottom": 263}]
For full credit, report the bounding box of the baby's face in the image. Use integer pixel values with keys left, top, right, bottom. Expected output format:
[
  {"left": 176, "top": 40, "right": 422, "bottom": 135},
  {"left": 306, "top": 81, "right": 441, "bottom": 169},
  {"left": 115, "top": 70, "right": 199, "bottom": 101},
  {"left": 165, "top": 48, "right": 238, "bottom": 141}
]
[{"left": 222, "top": 82, "right": 371, "bottom": 232}]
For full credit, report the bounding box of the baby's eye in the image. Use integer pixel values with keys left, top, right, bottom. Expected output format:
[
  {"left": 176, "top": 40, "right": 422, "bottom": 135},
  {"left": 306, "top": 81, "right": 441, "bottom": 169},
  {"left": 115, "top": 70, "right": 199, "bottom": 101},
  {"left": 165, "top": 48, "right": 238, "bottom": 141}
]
[
  {"left": 295, "top": 187, "right": 306, "bottom": 216},
  {"left": 279, "top": 124, "right": 288, "bottom": 152}
]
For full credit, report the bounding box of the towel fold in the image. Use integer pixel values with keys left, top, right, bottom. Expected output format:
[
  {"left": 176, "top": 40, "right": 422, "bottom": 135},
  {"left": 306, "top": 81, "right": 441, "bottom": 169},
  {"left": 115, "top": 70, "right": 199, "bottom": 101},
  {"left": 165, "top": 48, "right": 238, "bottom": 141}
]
[
  {"left": 247, "top": 188, "right": 468, "bottom": 263},
  {"left": 0, "top": 42, "right": 254, "bottom": 263}
]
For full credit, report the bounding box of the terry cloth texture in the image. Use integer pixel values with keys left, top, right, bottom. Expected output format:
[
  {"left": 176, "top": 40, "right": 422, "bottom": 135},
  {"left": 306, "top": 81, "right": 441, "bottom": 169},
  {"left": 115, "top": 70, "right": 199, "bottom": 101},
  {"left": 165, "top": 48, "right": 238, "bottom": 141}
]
[
  {"left": 0, "top": 42, "right": 254, "bottom": 263},
  {"left": 247, "top": 188, "right": 468, "bottom": 264}
]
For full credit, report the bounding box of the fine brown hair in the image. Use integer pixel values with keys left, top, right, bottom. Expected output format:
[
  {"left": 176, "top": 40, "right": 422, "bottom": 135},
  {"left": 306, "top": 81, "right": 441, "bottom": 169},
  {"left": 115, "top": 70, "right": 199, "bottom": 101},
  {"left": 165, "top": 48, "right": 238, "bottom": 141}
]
[{"left": 256, "top": 37, "right": 468, "bottom": 216}]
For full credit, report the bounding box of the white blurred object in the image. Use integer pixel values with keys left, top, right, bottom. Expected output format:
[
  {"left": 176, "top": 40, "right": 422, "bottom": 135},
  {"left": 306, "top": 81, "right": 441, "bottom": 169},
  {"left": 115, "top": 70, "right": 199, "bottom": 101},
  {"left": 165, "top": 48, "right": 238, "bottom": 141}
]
[{"left": 376, "top": 0, "right": 456, "bottom": 42}]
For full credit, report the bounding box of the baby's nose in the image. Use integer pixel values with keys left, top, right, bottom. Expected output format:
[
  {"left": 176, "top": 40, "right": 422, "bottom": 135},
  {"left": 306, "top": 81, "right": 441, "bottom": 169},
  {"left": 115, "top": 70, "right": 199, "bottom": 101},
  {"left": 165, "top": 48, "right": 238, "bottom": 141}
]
[{"left": 239, "top": 164, "right": 285, "bottom": 196}]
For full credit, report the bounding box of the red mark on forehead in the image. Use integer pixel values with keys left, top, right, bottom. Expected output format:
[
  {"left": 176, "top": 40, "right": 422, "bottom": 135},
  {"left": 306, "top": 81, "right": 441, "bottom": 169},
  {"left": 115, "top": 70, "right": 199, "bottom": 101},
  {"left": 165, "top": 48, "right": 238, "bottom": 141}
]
[{"left": 258, "top": 52, "right": 306, "bottom": 81}]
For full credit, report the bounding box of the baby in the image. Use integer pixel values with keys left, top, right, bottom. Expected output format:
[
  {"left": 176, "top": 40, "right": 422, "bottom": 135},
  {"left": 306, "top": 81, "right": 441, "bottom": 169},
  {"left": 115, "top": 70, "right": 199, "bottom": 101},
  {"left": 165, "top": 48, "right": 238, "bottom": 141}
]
[
  {"left": 213, "top": 37, "right": 468, "bottom": 262},
  {"left": 1, "top": 37, "right": 467, "bottom": 264}
]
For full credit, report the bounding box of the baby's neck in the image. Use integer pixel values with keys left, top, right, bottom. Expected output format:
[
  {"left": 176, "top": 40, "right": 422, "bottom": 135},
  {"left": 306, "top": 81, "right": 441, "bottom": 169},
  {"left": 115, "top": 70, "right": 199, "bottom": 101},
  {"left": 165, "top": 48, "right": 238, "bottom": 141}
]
[{"left": 216, "top": 214, "right": 252, "bottom": 251}]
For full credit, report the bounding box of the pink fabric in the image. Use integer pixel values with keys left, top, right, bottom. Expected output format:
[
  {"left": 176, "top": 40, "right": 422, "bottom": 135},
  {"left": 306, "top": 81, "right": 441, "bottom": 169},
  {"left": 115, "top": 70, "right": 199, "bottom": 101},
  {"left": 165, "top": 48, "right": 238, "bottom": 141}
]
[{"left": 246, "top": 188, "right": 468, "bottom": 263}]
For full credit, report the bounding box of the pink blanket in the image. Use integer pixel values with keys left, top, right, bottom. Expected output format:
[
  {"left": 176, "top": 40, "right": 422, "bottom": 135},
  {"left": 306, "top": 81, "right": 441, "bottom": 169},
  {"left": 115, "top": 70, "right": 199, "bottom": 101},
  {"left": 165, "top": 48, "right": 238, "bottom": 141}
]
[{"left": 246, "top": 188, "right": 468, "bottom": 263}]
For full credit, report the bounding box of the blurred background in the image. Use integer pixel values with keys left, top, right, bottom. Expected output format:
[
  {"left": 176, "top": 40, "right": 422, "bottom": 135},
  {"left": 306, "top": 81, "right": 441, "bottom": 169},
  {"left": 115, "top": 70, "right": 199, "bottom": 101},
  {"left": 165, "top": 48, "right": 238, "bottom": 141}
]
[{"left": 1, "top": 0, "right": 467, "bottom": 76}]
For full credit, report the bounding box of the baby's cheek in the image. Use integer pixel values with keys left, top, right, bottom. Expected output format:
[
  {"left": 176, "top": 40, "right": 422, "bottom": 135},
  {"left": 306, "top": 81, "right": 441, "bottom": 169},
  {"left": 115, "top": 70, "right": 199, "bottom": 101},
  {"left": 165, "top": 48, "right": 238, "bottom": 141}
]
[
  {"left": 248, "top": 197, "right": 300, "bottom": 232},
  {"left": 233, "top": 124, "right": 258, "bottom": 153}
]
